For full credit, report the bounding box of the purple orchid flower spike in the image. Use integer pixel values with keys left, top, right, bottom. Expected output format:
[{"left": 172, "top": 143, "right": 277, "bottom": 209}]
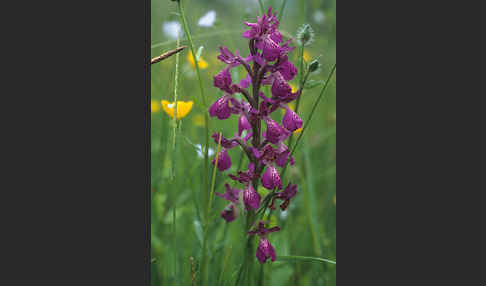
[
  {"left": 243, "top": 183, "right": 261, "bottom": 211},
  {"left": 209, "top": 5, "right": 307, "bottom": 263},
  {"left": 248, "top": 221, "right": 280, "bottom": 263}
]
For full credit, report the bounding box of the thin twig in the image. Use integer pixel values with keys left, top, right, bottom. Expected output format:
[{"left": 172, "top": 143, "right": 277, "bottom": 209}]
[{"left": 150, "top": 46, "right": 187, "bottom": 65}]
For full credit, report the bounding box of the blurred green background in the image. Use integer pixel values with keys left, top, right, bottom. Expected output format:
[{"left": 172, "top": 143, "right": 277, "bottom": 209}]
[{"left": 150, "top": 0, "right": 335, "bottom": 285}]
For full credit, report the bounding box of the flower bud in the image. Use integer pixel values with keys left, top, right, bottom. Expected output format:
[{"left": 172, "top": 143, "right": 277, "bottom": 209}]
[{"left": 308, "top": 59, "right": 321, "bottom": 73}]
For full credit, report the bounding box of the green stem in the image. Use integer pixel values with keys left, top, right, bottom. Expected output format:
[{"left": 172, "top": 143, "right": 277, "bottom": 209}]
[
  {"left": 258, "top": 0, "right": 265, "bottom": 14},
  {"left": 171, "top": 37, "right": 181, "bottom": 282},
  {"left": 173, "top": 197, "right": 177, "bottom": 280},
  {"left": 177, "top": 1, "right": 211, "bottom": 285}
]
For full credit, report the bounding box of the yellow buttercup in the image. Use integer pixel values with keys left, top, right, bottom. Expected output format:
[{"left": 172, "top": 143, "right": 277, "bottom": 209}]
[
  {"left": 161, "top": 100, "right": 194, "bottom": 119},
  {"left": 187, "top": 51, "right": 209, "bottom": 69}
]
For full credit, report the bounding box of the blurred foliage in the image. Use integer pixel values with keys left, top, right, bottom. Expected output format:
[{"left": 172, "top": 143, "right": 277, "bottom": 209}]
[{"left": 151, "top": 0, "right": 336, "bottom": 285}]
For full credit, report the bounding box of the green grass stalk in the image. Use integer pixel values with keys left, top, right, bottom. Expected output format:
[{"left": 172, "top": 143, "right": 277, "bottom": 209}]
[
  {"left": 176, "top": 2, "right": 211, "bottom": 285},
  {"left": 201, "top": 133, "right": 222, "bottom": 286},
  {"left": 277, "top": 255, "right": 336, "bottom": 265},
  {"left": 302, "top": 141, "right": 322, "bottom": 256},
  {"left": 277, "top": 0, "right": 289, "bottom": 22},
  {"left": 258, "top": 0, "right": 265, "bottom": 14},
  {"left": 171, "top": 36, "right": 181, "bottom": 281}
]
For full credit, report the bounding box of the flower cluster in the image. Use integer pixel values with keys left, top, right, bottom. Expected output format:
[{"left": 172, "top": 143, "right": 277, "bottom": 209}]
[{"left": 210, "top": 7, "right": 300, "bottom": 264}]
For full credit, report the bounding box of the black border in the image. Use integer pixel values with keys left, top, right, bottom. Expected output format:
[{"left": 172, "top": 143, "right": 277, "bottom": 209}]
[{"left": 145, "top": 0, "right": 151, "bottom": 283}]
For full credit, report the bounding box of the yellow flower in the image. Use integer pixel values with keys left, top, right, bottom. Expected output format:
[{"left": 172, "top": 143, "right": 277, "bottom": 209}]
[
  {"left": 161, "top": 100, "right": 194, "bottom": 119},
  {"left": 303, "top": 51, "right": 311, "bottom": 62},
  {"left": 151, "top": 100, "right": 161, "bottom": 113},
  {"left": 192, "top": 114, "right": 205, "bottom": 127},
  {"left": 294, "top": 51, "right": 312, "bottom": 62},
  {"left": 290, "top": 83, "right": 298, "bottom": 93},
  {"left": 293, "top": 127, "right": 303, "bottom": 134},
  {"left": 187, "top": 51, "right": 209, "bottom": 69}
]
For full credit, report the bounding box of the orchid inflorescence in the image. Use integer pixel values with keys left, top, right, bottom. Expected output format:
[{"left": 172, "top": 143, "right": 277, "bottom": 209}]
[{"left": 211, "top": 7, "right": 311, "bottom": 264}]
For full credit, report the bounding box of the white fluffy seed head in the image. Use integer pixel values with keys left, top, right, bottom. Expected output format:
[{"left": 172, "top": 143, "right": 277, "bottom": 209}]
[{"left": 296, "top": 24, "right": 315, "bottom": 46}]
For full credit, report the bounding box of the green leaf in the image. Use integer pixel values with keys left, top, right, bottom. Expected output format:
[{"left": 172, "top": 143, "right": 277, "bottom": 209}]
[{"left": 304, "top": 80, "right": 325, "bottom": 89}]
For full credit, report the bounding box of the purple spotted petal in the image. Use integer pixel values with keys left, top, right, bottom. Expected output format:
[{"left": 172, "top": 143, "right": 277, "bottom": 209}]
[
  {"left": 209, "top": 95, "right": 232, "bottom": 120},
  {"left": 212, "top": 148, "right": 231, "bottom": 171},
  {"left": 271, "top": 72, "right": 292, "bottom": 99},
  {"left": 261, "top": 165, "right": 282, "bottom": 190},
  {"left": 213, "top": 68, "right": 233, "bottom": 93},
  {"left": 261, "top": 36, "right": 281, "bottom": 61},
  {"left": 256, "top": 238, "right": 276, "bottom": 263},
  {"left": 276, "top": 183, "right": 298, "bottom": 210},
  {"left": 243, "top": 184, "right": 261, "bottom": 211},
  {"left": 221, "top": 203, "right": 238, "bottom": 222},
  {"left": 238, "top": 115, "right": 252, "bottom": 136},
  {"left": 212, "top": 132, "right": 238, "bottom": 149},
  {"left": 275, "top": 143, "right": 294, "bottom": 167},
  {"left": 277, "top": 58, "right": 298, "bottom": 81},
  {"left": 215, "top": 183, "right": 241, "bottom": 203},
  {"left": 264, "top": 117, "right": 286, "bottom": 144},
  {"left": 217, "top": 46, "right": 237, "bottom": 64},
  {"left": 282, "top": 107, "right": 303, "bottom": 132}
]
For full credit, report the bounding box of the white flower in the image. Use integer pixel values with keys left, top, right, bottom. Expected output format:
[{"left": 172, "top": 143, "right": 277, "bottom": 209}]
[
  {"left": 195, "top": 144, "right": 215, "bottom": 159},
  {"left": 313, "top": 10, "right": 326, "bottom": 24},
  {"left": 198, "top": 10, "right": 216, "bottom": 27},
  {"left": 162, "top": 21, "right": 182, "bottom": 40}
]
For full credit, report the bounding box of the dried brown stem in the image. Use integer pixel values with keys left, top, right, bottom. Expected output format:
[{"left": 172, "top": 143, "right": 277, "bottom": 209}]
[{"left": 150, "top": 46, "right": 187, "bottom": 65}]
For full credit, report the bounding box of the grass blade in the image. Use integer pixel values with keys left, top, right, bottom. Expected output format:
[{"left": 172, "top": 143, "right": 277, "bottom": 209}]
[
  {"left": 258, "top": 0, "right": 265, "bottom": 15},
  {"left": 277, "top": 0, "right": 289, "bottom": 22},
  {"left": 277, "top": 255, "right": 336, "bottom": 265}
]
